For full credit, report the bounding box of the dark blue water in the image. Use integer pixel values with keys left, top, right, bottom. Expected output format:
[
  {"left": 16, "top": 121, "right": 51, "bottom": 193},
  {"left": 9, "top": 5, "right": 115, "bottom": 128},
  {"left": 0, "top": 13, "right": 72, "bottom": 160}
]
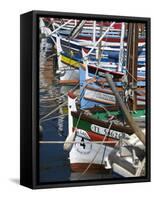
[
  {"left": 40, "top": 118, "right": 70, "bottom": 182},
  {"left": 39, "top": 83, "right": 72, "bottom": 183}
]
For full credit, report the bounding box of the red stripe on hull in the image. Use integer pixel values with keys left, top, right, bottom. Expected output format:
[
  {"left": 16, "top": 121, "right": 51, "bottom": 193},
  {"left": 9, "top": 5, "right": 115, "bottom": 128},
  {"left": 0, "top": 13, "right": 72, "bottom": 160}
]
[
  {"left": 87, "top": 131, "right": 118, "bottom": 147},
  {"left": 71, "top": 163, "right": 111, "bottom": 173},
  {"left": 87, "top": 131, "right": 117, "bottom": 141}
]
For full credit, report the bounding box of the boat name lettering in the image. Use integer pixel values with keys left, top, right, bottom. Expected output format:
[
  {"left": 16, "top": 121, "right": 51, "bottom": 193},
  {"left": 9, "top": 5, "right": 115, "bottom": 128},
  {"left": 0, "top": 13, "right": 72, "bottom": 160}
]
[{"left": 91, "top": 124, "right": 125, "bottom": 140}]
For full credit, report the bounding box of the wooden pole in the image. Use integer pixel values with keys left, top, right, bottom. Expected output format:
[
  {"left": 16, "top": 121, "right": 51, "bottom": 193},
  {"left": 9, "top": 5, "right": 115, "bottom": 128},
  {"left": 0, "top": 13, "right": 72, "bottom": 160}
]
[
  {"left": 127, "top": 23, "right": 139, "bottom": 111},
  {"left": 105, "top": 73, "right": 145, "bottom": 145},
  {"left": 69, "top": 20, "right": 86, "bottom": 39}
]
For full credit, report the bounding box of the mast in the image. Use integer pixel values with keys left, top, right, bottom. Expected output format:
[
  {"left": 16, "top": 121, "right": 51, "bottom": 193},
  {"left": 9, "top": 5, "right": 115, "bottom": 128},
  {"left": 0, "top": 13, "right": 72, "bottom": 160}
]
[
  {"left": 92, "top": 21, "right": 96, "bottom": 44},
  {"left": 126, "top": 23, "right": 139, "bottom": 111},
  {"left": 69, "top": 20, "right": 86, "bottom": 39},
  {"left": 96, "top": 21, "right": 103, "bottom": 67},
  {"left": 118, "top": 22, "right": 125, "bottom": 72}
]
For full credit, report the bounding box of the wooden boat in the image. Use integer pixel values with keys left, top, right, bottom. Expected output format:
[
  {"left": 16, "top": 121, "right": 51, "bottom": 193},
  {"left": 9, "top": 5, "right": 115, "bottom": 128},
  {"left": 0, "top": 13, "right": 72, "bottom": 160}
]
[
  {"left": 65, "top": 89, "right": 145, "bottom": 173},
  {"left": 53, "top": 35, "right": 145, "bottom": 65},
  {"left": 60, "top": 52, "right": 145, "bottom": 75},
  {"left": 55, "top": 35, "right": 145, "bottom": 84},
  {"left": 79, "top": 60, "right": 145, "bottom": 109}
]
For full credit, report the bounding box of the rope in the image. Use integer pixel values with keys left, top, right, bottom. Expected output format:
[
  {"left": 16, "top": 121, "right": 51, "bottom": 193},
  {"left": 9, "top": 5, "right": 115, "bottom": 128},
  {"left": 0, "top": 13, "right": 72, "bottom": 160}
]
[
  {"left": 98, "top": 105, "right": 111, "bottom": 117},
  {"left": 74, "top": 111, "right": 83, "bottom": 131},
  {"left": 126, "top": 69, "right": 138, "bottom": 82},
  {"left": 40, "top": 101, "right": 67, "bottom": 122},
  {"left": 41, "top": 114, "right": 68, "bottom": 122}
]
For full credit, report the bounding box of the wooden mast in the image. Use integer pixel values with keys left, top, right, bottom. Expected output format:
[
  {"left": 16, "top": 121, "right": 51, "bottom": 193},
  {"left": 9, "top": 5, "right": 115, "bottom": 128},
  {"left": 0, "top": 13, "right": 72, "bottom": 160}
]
[
  {"left": 127, "top": 23, "right": 139, "bottom": 111},
  {"left": 97, "top": 21, "right": 103, "bottom": 67},
  {"left": 69, "top": 20, "right": 86, "bottom": 39}
]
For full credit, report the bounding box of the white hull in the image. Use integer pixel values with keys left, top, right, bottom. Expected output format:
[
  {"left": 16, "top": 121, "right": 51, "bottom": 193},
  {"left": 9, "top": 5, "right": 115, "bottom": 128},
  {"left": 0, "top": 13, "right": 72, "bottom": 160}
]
[
  {"left": 109, "top": 134, "right": 145, "bottom": 177},
  {"left": 69, "top": 129, "right": 113, "bottom": 171}
]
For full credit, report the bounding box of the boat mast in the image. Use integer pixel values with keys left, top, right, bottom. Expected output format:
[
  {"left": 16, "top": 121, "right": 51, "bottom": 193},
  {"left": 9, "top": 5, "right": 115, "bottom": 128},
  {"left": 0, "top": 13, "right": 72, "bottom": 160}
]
[
  {"left": 127, "top": 23, "right": 139, "bottom": 111},
  {"left": 69, "top": 20, "right": 86, "bottom": 39},
  {"left": 96, "top": 21, "right": 103, "bottom": 67},
  {"left": 118, "top": 22, "right": 125, "bottom": 72},
  {"left": 92, "top": 21, "right": 96, "bottom": 44}
]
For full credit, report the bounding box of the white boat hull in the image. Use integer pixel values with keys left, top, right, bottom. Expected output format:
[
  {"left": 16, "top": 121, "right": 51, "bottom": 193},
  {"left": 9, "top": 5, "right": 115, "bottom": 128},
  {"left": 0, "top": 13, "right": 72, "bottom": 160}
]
[{"left": 69, "top": 129, "right": 113, "bottom": 172}]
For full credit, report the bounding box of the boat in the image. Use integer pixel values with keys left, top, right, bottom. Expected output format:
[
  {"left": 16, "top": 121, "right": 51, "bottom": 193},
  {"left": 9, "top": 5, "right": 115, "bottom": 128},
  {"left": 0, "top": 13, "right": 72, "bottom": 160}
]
[
  {"left": 108, "top": 132, "right": 145, "bottom": 177},
  {"left": 65, "top": 91, "right": 126, "bottom": 172},
  {"left": 55, "top": 35, "right": 145, "bottom": 82},
  {"left": 52, "top": 34, "right": 145, "bottom": 66},
  {"left": 79, "top": 58, "right": 145, "bottom": 109}
]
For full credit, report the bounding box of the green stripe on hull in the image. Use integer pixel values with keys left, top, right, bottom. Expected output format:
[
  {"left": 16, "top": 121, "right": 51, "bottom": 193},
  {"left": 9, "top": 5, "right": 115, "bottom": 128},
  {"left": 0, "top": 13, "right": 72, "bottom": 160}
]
[
  {"left": 131, "top": 109, "right": 145, "bottom": 118},
  {"left": 73, "top": 109, "right": 145, "bottom": 131},
  {"left": 92, "top": 111, "right": 120, "bottom": 121},
  {"left": 92, "top": 109, "right": 145, "bottom": 121},
  {"left": 73, "top": 118, "right": 92, "bottom": 131}
]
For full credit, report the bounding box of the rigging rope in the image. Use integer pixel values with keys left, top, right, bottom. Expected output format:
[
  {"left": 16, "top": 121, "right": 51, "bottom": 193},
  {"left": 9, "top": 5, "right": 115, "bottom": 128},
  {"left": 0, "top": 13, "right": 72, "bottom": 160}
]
[{"left": 40, "top": 101, "right": 67, "bottom": 122}]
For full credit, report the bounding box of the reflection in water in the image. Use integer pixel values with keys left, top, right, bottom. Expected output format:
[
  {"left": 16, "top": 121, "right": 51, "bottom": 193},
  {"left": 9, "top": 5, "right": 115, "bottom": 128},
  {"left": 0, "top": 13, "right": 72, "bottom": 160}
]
[{"left": 39, "top": 41, "right": 70, "bottom": 182}]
